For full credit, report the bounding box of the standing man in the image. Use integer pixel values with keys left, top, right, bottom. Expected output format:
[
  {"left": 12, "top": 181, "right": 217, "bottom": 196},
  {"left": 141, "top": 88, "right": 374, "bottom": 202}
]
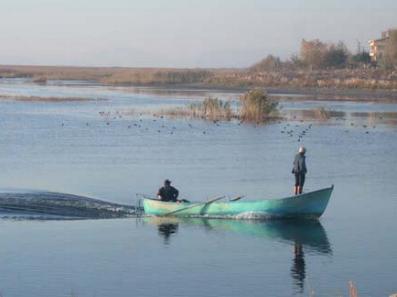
[
  {"left": 157, "top": 179, "right": 179, "bottom": 202},
  {"left": 292, "top": 146, "right": 307, "bottom": 195}
]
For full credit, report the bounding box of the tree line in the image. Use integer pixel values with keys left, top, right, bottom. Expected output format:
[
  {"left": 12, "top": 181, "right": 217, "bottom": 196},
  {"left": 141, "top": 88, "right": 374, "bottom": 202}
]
[{"left": 250, "top": 30, "right": 397, "bottom": 72}]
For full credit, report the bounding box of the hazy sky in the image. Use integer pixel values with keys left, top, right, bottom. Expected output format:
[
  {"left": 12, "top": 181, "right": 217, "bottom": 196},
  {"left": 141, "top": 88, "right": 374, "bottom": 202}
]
[{"left": 0, "top": 0, "right": 396, "bottom": 68}]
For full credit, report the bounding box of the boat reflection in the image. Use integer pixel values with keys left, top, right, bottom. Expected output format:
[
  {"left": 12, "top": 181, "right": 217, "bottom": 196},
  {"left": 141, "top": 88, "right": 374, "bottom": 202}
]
[
  {"left": 146, "top": 217, "right": 331, "bottom": 252},
  {"left": 145, "top": 217, "right": 332, "bottom": 293}
]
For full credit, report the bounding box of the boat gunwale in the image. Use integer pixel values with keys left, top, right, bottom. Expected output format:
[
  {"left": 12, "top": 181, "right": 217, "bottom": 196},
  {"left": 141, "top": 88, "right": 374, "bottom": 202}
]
[{"left": 143, "top": 185, "right": 334, "bottom": 205}]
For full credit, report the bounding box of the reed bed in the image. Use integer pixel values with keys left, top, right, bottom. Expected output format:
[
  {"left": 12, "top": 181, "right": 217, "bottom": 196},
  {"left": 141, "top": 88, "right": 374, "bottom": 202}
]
[
  {"left": 348, "top": 281, "right": 359, "bottom": 297},
  {"left": 32, "top": 76, "right": 48, "bottom": 84},
  {"left": 155, "top": 89, "right": 278, "bottom": 123},
  {"left": 0, "top": 94, "right": 95, "bottom": 102},
  {"left": 313, "top": 107, "right": 331, "bottom": 121},
  {"left": 2, "top": 65, "right": 397, "bottom": 90},
  {"left": 239, "top": 89, "right": 278, "bottom": 122},
  {"left": 189, "top": 97, "right": 233, "bottom": 121},
  {"left": 156, "top": 97, "right": 233, "bottom": 121}
]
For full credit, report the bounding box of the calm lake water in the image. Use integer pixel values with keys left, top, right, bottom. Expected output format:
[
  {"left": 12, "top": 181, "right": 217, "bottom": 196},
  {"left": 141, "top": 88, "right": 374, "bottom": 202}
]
[{"left": 0, "top": 78, "right": 396, "bottom": 297}]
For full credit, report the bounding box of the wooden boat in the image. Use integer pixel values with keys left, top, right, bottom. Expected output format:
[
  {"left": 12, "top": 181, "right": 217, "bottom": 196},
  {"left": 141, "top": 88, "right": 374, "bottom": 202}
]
[{"left": 143, "top": 185, "right": 334, "bottom": 219}]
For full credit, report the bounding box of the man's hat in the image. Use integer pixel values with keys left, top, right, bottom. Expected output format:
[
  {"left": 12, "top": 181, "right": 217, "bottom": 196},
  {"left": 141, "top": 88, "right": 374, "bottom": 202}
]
[
  {"left": 298, "top": 146, "right": 306, "bottom": 153},
  {"left": 164, "top": 179, "right": 171, "bottom": 185}
]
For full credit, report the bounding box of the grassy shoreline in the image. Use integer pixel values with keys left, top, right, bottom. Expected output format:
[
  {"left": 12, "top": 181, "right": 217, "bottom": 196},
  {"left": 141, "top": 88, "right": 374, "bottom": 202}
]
[
  {"left": 0, "top": 94, "right": 97, "bottom": 102},
  {"left": 1, "top": 65, "right": 397, "bottom": 96}
]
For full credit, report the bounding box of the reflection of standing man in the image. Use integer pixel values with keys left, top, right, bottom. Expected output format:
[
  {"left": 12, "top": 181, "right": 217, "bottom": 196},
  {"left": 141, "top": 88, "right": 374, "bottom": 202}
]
[
  {"left": 291, "top": 242, "right": 306, "bottom": 293},
  {"left": 292, "top": 146, "right": 307, "bottom": 195}
]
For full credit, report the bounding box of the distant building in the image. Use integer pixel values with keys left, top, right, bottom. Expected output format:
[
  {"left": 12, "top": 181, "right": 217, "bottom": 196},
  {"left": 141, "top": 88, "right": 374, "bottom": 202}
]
[{"left": 368, "top": 29, "right": 393, "bottom": 63}]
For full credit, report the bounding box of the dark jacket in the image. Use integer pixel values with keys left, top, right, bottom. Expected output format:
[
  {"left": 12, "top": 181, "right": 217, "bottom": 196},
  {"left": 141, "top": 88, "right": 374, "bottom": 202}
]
[
  {"left": 292, "top": 153, "right": 307, "bottom": 174},
  {"left": 157, "top": 185, "right": 179, "bottom": 202}
]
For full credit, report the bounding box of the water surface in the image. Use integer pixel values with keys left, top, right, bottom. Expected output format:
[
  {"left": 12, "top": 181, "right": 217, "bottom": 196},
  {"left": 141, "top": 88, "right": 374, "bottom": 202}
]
[{"left": 0, "top": 79, "right": 396, "bottom": 297}]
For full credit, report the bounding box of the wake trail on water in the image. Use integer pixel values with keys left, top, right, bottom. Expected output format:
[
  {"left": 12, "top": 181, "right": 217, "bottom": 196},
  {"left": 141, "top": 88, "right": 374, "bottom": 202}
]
[{"left": 0, "top": 190, "right": 137, "bottom": 220}]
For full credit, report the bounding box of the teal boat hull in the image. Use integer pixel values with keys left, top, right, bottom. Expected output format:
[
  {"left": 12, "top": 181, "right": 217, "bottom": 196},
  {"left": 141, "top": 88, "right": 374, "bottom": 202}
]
[{"left": 143, "top": 186, "right": 334, "bottom": 219}]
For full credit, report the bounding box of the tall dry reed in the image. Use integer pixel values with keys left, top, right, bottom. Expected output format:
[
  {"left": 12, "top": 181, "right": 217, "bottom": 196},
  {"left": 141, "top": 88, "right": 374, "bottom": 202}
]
[
  {"left": 239, "top": 88, "right": 278, "bottom": 123},
  {"left": 156, "top": 97, "right": 233, "bottom": 121}
]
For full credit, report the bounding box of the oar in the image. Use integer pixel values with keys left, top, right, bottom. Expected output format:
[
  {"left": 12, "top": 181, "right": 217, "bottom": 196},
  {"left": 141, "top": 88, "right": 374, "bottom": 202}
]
[
  {"left": 136, "top": 193, "right": 156, "bottom": 200},
  {"left": 161, "top": 196, "right": 226, "bottom": 217},
  {"left": 230, "top": 195, "right": 245, "bottom": 202}
]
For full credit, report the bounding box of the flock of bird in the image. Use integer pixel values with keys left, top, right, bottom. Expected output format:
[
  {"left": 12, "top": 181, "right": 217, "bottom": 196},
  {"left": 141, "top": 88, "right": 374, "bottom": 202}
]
[
  {"left": 59, "top": 110, "right": 378, "bottom": 142},
  {"left": 348, "top": 122, "right": 377, "bottom": 134},
  {"left": 280, "top": 123, "right": 313, "bottom": 142},
  {"left": 96, "top": 111, "right": 210, "bottom": 135}
]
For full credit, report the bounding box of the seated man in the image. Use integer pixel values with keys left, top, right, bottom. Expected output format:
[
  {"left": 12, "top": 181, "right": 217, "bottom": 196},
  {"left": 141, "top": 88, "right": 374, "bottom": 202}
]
[{"left": 157, "top": 179, "right": 179, "bottom": 202}]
